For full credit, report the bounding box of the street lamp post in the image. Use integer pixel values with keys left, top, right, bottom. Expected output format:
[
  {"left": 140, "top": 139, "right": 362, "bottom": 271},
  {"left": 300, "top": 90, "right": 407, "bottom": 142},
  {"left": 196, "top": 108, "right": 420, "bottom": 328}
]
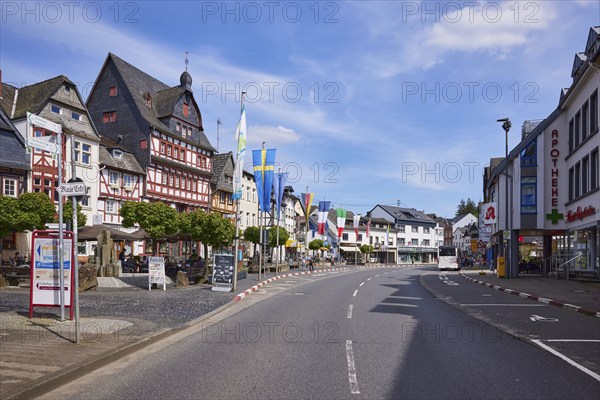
[{"left": 497, "top": 118, "right": 512, "bottom": 278}]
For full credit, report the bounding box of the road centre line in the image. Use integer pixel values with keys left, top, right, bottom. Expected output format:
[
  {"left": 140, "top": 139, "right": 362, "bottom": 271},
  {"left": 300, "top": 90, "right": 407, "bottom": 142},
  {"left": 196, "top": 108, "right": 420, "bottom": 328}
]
[
  {"left": 345, "top": 340, "right": 361, "bottom": 394},
  {"left": 366, "top": 277, "right": 372, "bottom": 281},
  {"left": 347, "top": 304, "right": 353, "bottom": 319},
  {"left": 352, "top": 290, "right": 358, "bottom": 297},
  {"left": 459, "top": 303, "right": 547, "bottom": 307},
  {"left": 531, "top": 339, "right": 600, "bottom": 382},
  {"left": 546, "top": 339, "right": 600, "bottom": 343},
  {"left": 359, "top": 282, "right": 365, "bottom": 287}
]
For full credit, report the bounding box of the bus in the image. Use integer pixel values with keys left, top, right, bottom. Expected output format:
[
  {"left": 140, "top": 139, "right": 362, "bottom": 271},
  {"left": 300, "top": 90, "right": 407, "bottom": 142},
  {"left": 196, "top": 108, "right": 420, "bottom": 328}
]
[{"left": 437, "top": 245, "right": 460, "bottom": 271}]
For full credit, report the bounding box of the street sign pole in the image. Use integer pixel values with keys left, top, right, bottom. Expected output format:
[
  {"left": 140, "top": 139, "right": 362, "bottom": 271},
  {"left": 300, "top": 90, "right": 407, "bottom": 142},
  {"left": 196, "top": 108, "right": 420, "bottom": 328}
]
[
  {"left": 71, "top": 135, "right": 80, "bottom": 343},
  {"left": 57, "top": 131, "right": 65, "bottom": 321}
]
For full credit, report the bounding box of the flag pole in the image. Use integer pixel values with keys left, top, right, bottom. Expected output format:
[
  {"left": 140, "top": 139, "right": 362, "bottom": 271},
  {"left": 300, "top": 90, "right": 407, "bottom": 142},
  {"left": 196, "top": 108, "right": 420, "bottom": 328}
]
[
  {"left": 275, "top": 168, "right": 280, "bottom": 276},
  {"left": 232, "top": 92, "right": 245, "bottom": 292}
]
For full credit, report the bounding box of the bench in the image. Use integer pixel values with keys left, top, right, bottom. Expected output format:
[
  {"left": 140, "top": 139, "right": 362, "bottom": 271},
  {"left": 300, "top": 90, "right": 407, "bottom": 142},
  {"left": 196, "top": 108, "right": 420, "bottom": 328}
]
[{"left": 1, "top": 266, "right": 31, "bottom": 286}]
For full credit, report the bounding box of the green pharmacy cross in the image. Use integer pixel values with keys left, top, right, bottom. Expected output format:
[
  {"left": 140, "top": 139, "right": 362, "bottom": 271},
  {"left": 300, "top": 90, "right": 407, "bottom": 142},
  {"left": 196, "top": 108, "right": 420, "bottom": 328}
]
[{"left": 546, "top": 209, "right": 564, "bottom": 224}]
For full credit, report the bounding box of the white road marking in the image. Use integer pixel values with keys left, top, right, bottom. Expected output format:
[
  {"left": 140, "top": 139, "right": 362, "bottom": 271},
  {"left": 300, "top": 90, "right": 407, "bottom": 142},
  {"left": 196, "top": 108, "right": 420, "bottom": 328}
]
[
  {"left": 347, "top": 304, "right": 353, "bottom": 319},
  {"left": 366, "top": 277, "right": 372, "bottom": 281},
  {"left": 345, "top": 340, "right": 361, "bottom": 394},
  {"left": 443, "top": 280, "right": 459, "bottom": 286},
  {"left": 531, "top": 339, "right": 600, "bottom": 382},
  {"left": 546, "top": 339, "right": 600, "bottom": 343},
  {"left": 352, "top": 290, "right": 358, "bottom": 297},
  {"left": 530, "top": 314, "right": 559, "bottom": 322},
  {"left": 359, "top": 282, "right": 365, "bottom": 287},
  {"left": 460, "top": 304, "right": 546, "bottom": 307}
]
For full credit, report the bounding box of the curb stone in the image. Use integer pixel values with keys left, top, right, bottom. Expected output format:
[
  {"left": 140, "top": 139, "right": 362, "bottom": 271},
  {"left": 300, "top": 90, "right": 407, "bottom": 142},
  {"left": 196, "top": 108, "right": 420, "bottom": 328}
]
[{"left": 459, "top": 273, "right": 600, "bottom": 319}]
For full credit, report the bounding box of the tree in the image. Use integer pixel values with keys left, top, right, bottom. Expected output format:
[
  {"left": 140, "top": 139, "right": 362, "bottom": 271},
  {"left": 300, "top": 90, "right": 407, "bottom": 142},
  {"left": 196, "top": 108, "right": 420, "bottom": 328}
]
[
  {"left": 243, "top": 226, "right": 260, "bottom": 262},
  {"left": 267, "top": 226, "right": 289, "bottom": 249},
  {"left": 60, "top": 201, "right": 87, "bottom": 227},
  {"left": 456, "top": 198, "right": 479, "bottom": 217},
  {"left": 359, "top": 244, "right": 374, "bottom": 264},
  {"left": 0, "top": 193, "right": 56, "bottom": 237},
  {"left": 308, "top": 239, "right": 324, "bottom": 251},
  {"left": 120, "top": 201, "right": 179, "bottom": 253},
  {"left": 185, "top": 209, "right": 235, "bottom": 282}
]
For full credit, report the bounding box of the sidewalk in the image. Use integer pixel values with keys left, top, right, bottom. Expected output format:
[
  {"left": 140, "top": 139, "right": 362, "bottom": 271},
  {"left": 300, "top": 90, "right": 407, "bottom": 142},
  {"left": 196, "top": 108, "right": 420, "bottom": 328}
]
[
  {"left": 0, "top": 267, "right": 326, "bottom": 399},
  {"left": 459, "top": 270, "right": 600, "bottom": 318},
  {"left": 0, "top": 273, "right": 266, "bottom": 400}
]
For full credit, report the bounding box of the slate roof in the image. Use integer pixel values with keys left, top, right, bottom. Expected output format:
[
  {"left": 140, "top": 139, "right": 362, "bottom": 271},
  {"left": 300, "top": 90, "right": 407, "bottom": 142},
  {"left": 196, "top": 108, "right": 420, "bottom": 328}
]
[
  {"left": 99, "top": 137, "right": 145, "bottom": 174},
  {"left": 1, "top": 75, "right": 74, "bottom": 120},
  {"left": 1, "top": 75, "right": 100, "bottom": 142},
  {"left": 211, "top": 152, "right": 234, "bottom": 192},
  {"left": 0, "top": 104, "right": 30, "bottom": 171},
  {"left": 376, "top": 205, "right": 435, "bottom": 224},
  {"left": 107, "top": 53, "right": 214, "bottom": 152}
]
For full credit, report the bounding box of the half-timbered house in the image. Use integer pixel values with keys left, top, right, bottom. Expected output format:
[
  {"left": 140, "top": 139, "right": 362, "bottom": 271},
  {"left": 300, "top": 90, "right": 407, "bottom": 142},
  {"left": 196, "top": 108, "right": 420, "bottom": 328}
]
[
  {"left": 98, "top": 137, "right": 145, "bottom": 225},
  {"left": 0, "top": 104, "right": 31, "bottom": 260},
  {"left": 0, "top": 76, "right": 101, "bottom": 225},
  {"left": 86, "top": 53, "right": 215, "bottom": 213},
  {"left": 210, "top": 152, "right": 235, "bottom": 217}
]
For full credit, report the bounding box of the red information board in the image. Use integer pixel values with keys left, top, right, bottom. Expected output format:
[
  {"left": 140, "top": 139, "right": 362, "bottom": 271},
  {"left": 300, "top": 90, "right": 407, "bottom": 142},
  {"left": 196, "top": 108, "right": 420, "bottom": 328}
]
[{"left": 29, "top": 230, "right": 74, "bottom": 319}]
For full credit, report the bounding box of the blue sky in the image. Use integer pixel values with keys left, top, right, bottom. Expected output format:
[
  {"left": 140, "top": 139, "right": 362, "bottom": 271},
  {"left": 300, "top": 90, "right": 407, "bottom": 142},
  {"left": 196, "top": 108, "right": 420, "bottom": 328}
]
[{"left": 1, "top": 1, "right": 598, "bottom": 217}]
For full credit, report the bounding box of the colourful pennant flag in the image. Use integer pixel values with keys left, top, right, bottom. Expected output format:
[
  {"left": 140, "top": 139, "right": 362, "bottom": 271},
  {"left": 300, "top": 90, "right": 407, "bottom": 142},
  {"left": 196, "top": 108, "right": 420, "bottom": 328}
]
[
  {"left": 317, "top": 201, "right": 330, "bottom": 235},
  {"left": 353, "top": 214, "right": 361, "bottom": 239},
  {"left": 232, "top": 104, "right": 246, "bottom": 200},
  {"left": 303, "top": 192, "right": 315, "bottom": 229},
  {"left": 336, "top": 208, "right": 347, "bottom": 238},
  {"left": 252, "top": 147, "right": 276, "bottom": 212},
  {"left": 366, "top": 219, "right": 371, "bottom": 238},
  {"left": 273, "top": 172, "right": 288, "bottom": 219}
]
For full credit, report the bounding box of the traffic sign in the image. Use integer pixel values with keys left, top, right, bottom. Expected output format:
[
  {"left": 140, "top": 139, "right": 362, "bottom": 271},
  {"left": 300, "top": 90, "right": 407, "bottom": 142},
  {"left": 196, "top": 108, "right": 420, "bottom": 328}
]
[
  {"left": 26, "top": 136, "right": 61, "bottom": 154},
  {"left": 57, "top": 182, "right": 87, "bottom": 197},
  {"left": 27, "top": 112, "right": 62, "bottom": 133}
]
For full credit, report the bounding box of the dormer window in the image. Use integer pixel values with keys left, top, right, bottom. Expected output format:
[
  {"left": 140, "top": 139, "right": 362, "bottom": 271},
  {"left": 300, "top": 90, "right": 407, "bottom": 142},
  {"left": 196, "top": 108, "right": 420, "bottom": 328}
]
[
  {"left": 144, "top": 93, "right": 152, "bottom": 107},
  {"left": 113, "top": 149, "right": 123, "bottom": 159}
]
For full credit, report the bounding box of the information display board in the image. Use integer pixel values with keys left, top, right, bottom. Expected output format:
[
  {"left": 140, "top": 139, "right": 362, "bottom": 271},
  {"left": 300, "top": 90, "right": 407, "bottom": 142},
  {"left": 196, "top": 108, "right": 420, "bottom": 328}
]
[
  {"left": 29, "top": 230, "right": 74, "bottom": 318},
  {"left": 212, "top": 254, "right": 234, "bottom": 292},
  {"left": 148, "top": 256, "right": 166, "bottom": 291}
]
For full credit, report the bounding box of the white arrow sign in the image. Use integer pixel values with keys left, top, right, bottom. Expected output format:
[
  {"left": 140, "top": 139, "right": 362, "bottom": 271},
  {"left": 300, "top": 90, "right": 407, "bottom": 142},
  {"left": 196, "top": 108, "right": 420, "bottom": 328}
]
[
  {"left": 57, "top": 182, "right": 87, "bottom": 197},
  {"left": 26, "top": 136, "right": 61, "bottom": 154},
  {"left": 529, "top": 314, "right": 559, "bottom": 322},
  {"left": 27, "top": 112, "right": 62, "bottom": 133}
]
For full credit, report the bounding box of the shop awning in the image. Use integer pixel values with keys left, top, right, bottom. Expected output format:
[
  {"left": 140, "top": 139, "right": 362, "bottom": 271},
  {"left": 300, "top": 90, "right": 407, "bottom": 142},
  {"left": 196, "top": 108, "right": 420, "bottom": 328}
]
[{"left": 339, "top": 246, "right": 359, "bottom": 252}]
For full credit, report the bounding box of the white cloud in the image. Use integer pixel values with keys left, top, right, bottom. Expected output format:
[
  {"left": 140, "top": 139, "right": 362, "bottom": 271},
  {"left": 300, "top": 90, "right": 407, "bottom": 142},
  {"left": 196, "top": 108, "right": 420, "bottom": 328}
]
[{"left": 247, "top": 125, "right": 301, "bottom": 146}]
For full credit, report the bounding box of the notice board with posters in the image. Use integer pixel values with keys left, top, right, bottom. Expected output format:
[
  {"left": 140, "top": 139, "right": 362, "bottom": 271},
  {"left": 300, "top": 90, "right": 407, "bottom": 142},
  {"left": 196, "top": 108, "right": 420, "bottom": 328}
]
[
  {"left": 148, "top": 256, "right": 166, "bottom": 291},
  {"left": 30, "top": 230, "right": 74, "bottom": 319},
  {"left": 212, "top": 254, "right": 234, "bottom": 292}
]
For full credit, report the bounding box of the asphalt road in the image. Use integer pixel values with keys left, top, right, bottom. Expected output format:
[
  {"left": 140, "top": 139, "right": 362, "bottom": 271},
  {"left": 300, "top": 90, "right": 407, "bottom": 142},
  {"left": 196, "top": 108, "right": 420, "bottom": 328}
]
[{"left": 39, "top": 266, "right": 600, "bottom": 399}]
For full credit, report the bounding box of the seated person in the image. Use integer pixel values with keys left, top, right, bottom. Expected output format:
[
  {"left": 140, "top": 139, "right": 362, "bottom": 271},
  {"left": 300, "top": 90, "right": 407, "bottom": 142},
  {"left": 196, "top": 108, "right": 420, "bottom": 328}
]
[{"left": 123, "top": 254, "right": 137, "bottom": 273}]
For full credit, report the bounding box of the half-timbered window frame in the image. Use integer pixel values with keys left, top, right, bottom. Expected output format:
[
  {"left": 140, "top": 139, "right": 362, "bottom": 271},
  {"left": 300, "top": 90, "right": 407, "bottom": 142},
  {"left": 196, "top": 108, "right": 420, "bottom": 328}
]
[
  {"left": 109, "top": 171, "right": 120, "bottom": 187},
  {"left": 74, "top": 141, "right": 92, "bottom": 165},
  {"left": 3, "top": 177, "right": 17, "bottom": 197},
  {"left": 123, "top": 174, "right": 133, "bottom": 190}
]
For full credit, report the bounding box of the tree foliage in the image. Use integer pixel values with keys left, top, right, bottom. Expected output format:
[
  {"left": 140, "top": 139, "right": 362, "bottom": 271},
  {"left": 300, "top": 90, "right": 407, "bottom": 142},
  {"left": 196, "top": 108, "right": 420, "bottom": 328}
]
[
  {"left": 267, "top": 226, "right": 289, "bottom": 248},
  {"left": 120, "top": 201, "right": 179, "bottom": 239},
  {"left": 0, "top": 193, "right": 56, "bottom": 237},
  {"left": 60, "top": 201, "right": 87, "bottom": 227},
  {"left": 243, "top": 226, "right": 260, "bottom": 245},
  {"left": 359, "top": 244, "right": 374, "bottom": 254},
  {"left": 456, "top": 198, "right": 479, "bottom": 217},
  {"left": 308, "top": 239, "right": 324, "bottom": 251}
]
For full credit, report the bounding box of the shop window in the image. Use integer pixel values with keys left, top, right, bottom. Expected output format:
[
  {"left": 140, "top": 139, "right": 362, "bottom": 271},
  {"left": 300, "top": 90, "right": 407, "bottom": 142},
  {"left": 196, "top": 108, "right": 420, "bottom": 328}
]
[
  {"left": 520, "top": 138, "right": 536, "bottom": 167},
  {"left": 520, "top": 176, "right": 537, "bottom": 214}
]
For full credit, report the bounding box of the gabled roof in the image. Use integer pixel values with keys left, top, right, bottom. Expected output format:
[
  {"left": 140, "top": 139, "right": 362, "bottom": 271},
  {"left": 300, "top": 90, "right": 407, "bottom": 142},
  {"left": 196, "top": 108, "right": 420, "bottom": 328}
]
[
  {"left": 211, "top": 152, "right": 234, "bottom": 192},
  {"left": 1, "top": 75, "right": 100, "bottom": 142},
  {"left": 0, "top": 104, "right": 30, "bottom": 171},
  {"left": 585, "top": 26, "right": 600, "bottom": 54},
  {"left": 104, "top": 53, "right": 214, "bottom": 152},
  {"left": 1, "top": 75, "right": 76, "bottom": 120},
  {"left": 98, "top": 137, "right": 145, "bottom": 174},
  {"left": 375, "top": 205, "right": 435, "bottom": 224},
  {"left": 571, "top": 52, "right": 587, "bottom": 78}
]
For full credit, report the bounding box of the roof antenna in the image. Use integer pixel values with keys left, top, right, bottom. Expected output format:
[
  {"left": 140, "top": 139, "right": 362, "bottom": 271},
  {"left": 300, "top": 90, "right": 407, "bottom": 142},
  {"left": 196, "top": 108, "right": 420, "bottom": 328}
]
[{"left": 185, "top": 51, "right": 189, "bottom": 71}]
